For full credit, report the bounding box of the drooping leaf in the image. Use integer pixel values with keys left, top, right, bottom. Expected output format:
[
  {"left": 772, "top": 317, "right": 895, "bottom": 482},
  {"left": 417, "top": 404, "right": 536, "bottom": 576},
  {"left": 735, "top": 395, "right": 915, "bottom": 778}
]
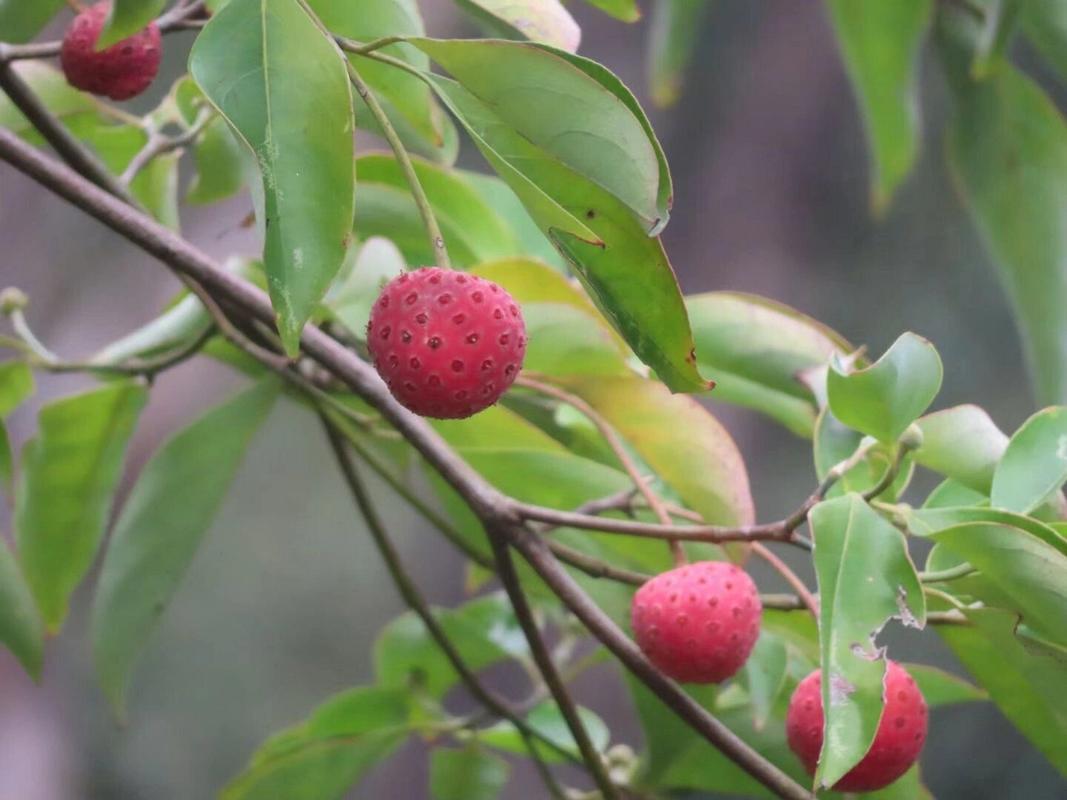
[
  {"left": 0, "top": 542, "right": 44, "bottom": 679},
  {"left": 687, "top": 292, "right": 848, "bottom": 436},
  {"left": 430, "top": 746, "right": 509, "bottom": 800},
  {"left": 476, "top": 702, "right": 610, "bottom": 764},
  {"left": 943, "top": 42, "right": 1067, "bottom": 405},
  {"left": 92, "top": 378, "right": 279, "bottom": 716},
  {"left": 991, "top": 406, "right": 1067, "bottom": 513},
  {"left": 646, "top": 0, "right": 709, "bottom": 107},
  {"left": 419, "top": 74, "right": 705, "bottom": 391},
  {"left": 0, "top": 0, "right": 66, "bottom": 43},
  {"left": 908, "top": 505, "right": 1067, "bottom": 557},
  {"left": 1022, "top": 0, "right": 1067, "bottom": 80},
  {"left": 411, "top": 37, "right": 670, "bottom": 232},
  {"left": 939, "top": 607, "right": 1067, "bottom": 778},
  {"left": 374, "top": 592, "right": 526, "bottom": 699},
  {"left": 827, "top": 332, "right": 942, "bottom": 443},
  {"left": 914, "top": 404, "right": 1007, "bottom": 493},
  {"left": 16, "top": 382, "right": 147, "bottom": 631},
  {"left": 825, "top": 0, "right": 931, "bottom": 211},
  {"left": 559, "top": 376, "right": 755, "bottom": 526},
  {"left": 808, "top": 494, "right": 926, "bottom": 788},
  {"left": 98, "top": 0, "right": 165, "bottom": 49},
  {"left": 454, "top": 0, "right": 580, "bottom": 52},
  {"left": 353, "top": 154, "right": 520, "bottom": 267},
  {"left": 224, "top": 685, "right": 411, "bottom": 800},
  {"left": 189, "top": 0, "right": 356, "bottom": 353},
  {"left": 903, "top": 663, "right": 987, "bottom": 706},
  {"left": 185, "top": 118, "right": 245, "bottom": 205},
  {"left": 931, "top": 522, "right": 1067, "bottom": 645}
]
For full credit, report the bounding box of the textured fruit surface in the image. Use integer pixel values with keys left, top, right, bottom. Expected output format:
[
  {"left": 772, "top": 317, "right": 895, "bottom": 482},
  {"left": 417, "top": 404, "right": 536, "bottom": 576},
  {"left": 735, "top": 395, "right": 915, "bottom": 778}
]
[
  {"left": 630, "top": 561, "right": 762, "bottom": 684},
  {"left": 786, "top": 660, "right": 928, "bottom": 792},
  {"left": 61, "top": 3, "right": 161, "bottom": 101},
  {"left": 367, "top": 267, "right": 527, "bottom": 419}
]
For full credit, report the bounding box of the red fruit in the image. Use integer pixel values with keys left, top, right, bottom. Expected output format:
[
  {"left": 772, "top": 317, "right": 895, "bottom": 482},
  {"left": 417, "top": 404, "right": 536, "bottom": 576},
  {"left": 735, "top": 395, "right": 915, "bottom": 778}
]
[
  {"left": 786, "top": 660, "right": 928, "bottom": 792},
  {"left": 367, "top": 267, "right": 527, "bottom": 419},
  {"left": 61, "top": 3, "right": 161, "bottom": 101},
  {"left": 631, "top": 561, "right": 762, "bottom": 684}
]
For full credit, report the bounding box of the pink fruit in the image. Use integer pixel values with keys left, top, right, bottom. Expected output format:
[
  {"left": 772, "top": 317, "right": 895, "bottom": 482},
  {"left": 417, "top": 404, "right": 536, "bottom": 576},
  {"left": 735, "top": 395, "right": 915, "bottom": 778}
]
[
  {"left": 367, "top": 267, "right": 527, "bottom": 419},
  {"left": 786, "top": 660, "right": 928, "bottom": 792},
  {"left": 631, "top": 561, "right": 762, "bottom": 684},
  {"left": 61, "top": 2, "right": 161, "bottom": 101}
]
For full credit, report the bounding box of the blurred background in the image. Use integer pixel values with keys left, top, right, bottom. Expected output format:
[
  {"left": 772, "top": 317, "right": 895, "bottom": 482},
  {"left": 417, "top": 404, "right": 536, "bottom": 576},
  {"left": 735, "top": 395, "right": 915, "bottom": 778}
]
[{"left": 1, "top": 2, "right": 1061, "bottom": 798}]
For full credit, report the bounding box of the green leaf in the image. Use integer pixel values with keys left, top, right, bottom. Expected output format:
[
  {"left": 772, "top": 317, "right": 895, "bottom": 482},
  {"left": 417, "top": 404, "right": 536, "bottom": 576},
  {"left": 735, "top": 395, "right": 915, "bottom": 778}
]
[
  {"left": 0, "top": 0, "right": 66, "bottom": 43},
  {"left": 430, "top": 746, "right": 509, "bottom": 800},
  {"left": 922, "top": 478, "right": 988, "bottom": 509},
  {"left": 825, "top": 0, "right": 931, "bottom": 211},
  {"left": 472, "top": 259, "right": 629, "bottom": 377},
  {"left": 374, "top": 592, "right": 525, "bottom": 698},
  {"left": 477, "top": 702, "right": 610, "bottom": 764},
  {"left": 224, "top": 685, "right": 411, "bottom": 800},
  {"left": 687, "top": 292, "right": 848, "bottom": 436},
  {"left": 646, "top": 0, "right": 709, "bottom": 107},
  {"left": 808, "top": 494, "right": 926, "bottom": 788},
  {"left": 189, "top": 0, "right": 356, "bottom": 353},
  {"left": 307, "top": 0, "right": 452, "bottom": 162},
  {"left": 939, "top": 607, "right": 1067, "bottom": 778},
  {"left": 99, "top": 0, "right": 165, "bottom": 49},
  {"left": 354, "top": 154, "right": 520, "bottom": 267},
  {"left": 1022, "top": 0, "right": 1067, "bottom": 80},
  {"left": 185, "top": 118, "right": 245, "bottom": 205},
  {"left": 0, "top": 542, "right": 44, "bottom": 679},
  {"left": 0, "top": 422, "right": 12, "bottom": 494},
  {"left": 827, "top": 332, "right": 942, "bottom": 443},
  {"left": 16, "top": 382, "right": 147, "bottom": 631},
  {"left": 560, "top": 376, "right": 755, "bottom": 526},
  {"left": 454, "top": 0, "right": 580, "bottom": 52},
  {"left": 91, "top": 378, "right": 279, "bottom": 716},
  {"left": 0, "top": 361, "right": 34, "bottom": 415},
  {"left": 581, "top": 0, "right": 639, "bottom": 22},
  {"left": 902, "top": 663, "right": 987, "bottom": 706},
  {"left": 412, "top": 38, "right": 670, "bottom": 233},
  {"left": 914, "top": 404, "right": 1007, "bottom": 493},
  {"left": 931, "top": 522, "right": 1067, "bottom": 645},
  {"left": 744, "top": 632, "right": 789, "bottom": 731},
  {"left": 991, "top": 406, "right": 1067, "bottom": 513},
  {"left": 908, "top": 505, "right": 1067, "bottom": 558},
  {"left": 943, "top": 52, "right": 1067, "bottom": 405},
  {"left": 813, "top": 408, "right": 914, "bottom": 500},
  {"left": 326, "top": 237, "right": 406, "bottom": 340}
]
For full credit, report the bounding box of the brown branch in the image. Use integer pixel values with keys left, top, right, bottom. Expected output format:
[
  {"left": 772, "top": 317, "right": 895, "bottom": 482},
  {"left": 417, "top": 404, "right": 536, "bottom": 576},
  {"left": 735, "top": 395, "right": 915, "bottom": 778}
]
[
  {"left": 0, "top": 129, "right": 814, "bottom": 800},
  {"left": 750, "top": 543, "right": 818, "bottom": 618},
  {"left": 487, "top": 531, "right": 621, "bottom": 799},
  {"left": 321, "top": 419, "right": 577, "bottom": 770}
]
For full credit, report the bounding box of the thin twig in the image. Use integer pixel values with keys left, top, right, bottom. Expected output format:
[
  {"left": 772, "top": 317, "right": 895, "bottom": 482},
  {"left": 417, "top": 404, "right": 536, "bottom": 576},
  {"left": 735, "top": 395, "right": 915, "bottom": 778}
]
[
  {"left": 920, "top": 562, "right": 976, "bottom": 584},
  {"left": 487, "top": 531, "right": 621, "bottom": 800},
  {"left": 321, "top": 419, "right": 578, "bottom": 769},
  {"left": 335, "top": 35, "right": 406, "bottom": 55},
  {"left": 750, "top": 542, "right": 818, "bottom": 617},
  {"left": 0, "top": 130, "right": 814, "bottom": 800},
  {"left": 517, "top": 376, "right": 685, "bottom": 565},
  {"left": 120, "top": 110, "right": 212, "bottom": 186}
]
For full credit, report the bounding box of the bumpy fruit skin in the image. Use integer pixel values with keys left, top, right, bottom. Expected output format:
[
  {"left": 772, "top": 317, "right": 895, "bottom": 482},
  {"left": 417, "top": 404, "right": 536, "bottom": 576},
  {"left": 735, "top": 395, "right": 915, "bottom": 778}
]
[
  {"left": 61, "top": 3, "right": 161, "bottom": 101},
  {"left": 786, "top": 660, "right": 927, "bottom": 792},
  {"left": 367, "top": 267, "right": 527, "bottom": 419},
  {"left": 630, "top": 561, "right": 762, "bottom": 684}
]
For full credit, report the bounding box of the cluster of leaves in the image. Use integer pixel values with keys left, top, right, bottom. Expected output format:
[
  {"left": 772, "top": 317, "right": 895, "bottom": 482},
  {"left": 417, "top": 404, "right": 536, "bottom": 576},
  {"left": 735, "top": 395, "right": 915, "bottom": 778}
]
[{"left": 0, "top": 0, "right": 1066, "bottom": 798}]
